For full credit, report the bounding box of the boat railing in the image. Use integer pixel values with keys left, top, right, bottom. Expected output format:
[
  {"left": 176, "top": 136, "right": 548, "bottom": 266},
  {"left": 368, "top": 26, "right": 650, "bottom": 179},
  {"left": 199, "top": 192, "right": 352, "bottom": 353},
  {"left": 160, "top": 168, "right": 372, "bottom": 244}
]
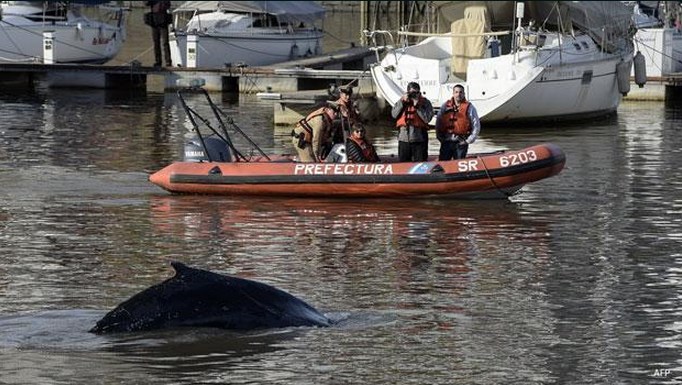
[
  {"left": 363, "top": 29, "right": 396, "bottom": 63},
  {"left": 396, "top": 30, "right": 511, "bottom": 38},
  {"left": 177, "top": 81, "right": 269, "bottom": 163},
  {"left": 365, "top": 27, "right": 514, "bottom": 63}
]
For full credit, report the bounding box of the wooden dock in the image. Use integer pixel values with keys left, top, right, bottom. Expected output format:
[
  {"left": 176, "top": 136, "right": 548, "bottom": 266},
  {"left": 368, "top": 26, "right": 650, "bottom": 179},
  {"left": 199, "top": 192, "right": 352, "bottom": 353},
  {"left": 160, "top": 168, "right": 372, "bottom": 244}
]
[
  {"left": 625, "top": 74, "right": 682, "bottom": 101},
  {"left": 0, "top": 46, "right": 376, "bottom": 93}
]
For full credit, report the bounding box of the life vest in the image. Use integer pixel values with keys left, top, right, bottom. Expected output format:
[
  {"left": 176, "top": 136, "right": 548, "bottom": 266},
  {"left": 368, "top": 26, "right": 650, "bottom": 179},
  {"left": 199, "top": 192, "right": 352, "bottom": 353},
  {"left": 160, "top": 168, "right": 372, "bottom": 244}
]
[
  {"left": 395, "top": 98, "right": 429, "bottom": 129},
  {"left": 438, "top": 98, "right": 471, "bottom": 136},
  {"left": 296, "top": 106, "right": 336, "bottom": 143},
  {"left": 338, "top": 99, "right": 360, "bottom": 124},
  {"left": 306, "top": 106, "right": 336, "bottom": 123},
  {"left": 347, "top": 136, "right": 377, "bottom": 162}
]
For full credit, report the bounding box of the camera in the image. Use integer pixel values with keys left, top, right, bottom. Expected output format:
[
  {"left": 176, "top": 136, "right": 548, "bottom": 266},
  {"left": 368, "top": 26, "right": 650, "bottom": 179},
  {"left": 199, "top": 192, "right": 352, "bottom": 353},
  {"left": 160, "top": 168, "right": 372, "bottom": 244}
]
[{"left": 408, "top": 91, "right": 419, "bottom": 99}]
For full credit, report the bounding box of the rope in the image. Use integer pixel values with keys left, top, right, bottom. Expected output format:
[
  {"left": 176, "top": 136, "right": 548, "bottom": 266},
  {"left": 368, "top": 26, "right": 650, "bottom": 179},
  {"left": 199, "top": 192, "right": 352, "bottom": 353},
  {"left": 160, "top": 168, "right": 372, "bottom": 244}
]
[
  {"left": 633, "top": 34, "right": 682, "bottom": 67},
  {"left": 477, "top": 155, "right": 514, "bottom": 198}
]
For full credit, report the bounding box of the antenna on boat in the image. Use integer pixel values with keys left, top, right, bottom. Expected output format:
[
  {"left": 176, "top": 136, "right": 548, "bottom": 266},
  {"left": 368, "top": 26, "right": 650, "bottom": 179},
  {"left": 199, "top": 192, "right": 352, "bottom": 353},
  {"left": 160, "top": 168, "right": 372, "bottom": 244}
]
[{"left": 513, "top": 2, "right": 525, "bottom": 53}]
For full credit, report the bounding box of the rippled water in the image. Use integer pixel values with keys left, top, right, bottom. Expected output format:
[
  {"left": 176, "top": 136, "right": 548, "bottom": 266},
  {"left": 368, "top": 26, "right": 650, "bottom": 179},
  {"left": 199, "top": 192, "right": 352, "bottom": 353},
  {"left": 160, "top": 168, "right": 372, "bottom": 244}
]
[{"left": 0, "top": 83, "right": 681, "bottom": 384}]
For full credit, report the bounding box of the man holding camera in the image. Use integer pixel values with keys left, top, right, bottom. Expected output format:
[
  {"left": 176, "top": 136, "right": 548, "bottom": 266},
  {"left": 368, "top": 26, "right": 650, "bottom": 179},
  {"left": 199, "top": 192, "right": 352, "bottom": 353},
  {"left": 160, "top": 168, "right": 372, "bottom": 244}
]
[
  {"left": 435, "top": 84, "right": 480, "bottom": 160},
  {"left": 391, "top": 82, "right": 434, "bottom": 162}
]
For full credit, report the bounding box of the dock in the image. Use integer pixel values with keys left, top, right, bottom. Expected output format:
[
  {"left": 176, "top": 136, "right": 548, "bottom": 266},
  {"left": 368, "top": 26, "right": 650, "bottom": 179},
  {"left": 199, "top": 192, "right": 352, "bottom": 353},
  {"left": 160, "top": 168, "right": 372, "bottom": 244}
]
[
  {"left": 0, "top": 45, "right": 382, "bottom": 126},
  {"left": 625, "top": 74, "right": 682, "bottom": 101},
  {"left": 0, "top": 46, "right": 376, "bottom": 93}
]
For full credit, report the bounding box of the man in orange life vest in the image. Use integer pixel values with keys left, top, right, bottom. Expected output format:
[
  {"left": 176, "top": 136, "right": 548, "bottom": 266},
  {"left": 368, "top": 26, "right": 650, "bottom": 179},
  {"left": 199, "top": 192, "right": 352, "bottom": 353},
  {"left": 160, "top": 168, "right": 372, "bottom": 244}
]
[
  {"left": 391, "top": 82, "right": 434, "bottom": 162},
  {"left": 435, "top": 84, "right": 480, "bottom": 160},
  {"left": 291, "top": 104, "right": 342, "bottom": 162}
]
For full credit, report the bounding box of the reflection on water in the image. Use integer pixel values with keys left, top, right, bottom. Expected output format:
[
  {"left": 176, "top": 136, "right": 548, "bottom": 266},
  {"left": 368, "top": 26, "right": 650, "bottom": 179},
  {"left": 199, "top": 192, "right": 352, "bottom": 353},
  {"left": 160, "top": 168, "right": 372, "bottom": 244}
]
[{"left": 0, "top": 88, "right": 681, "bottom": 384}]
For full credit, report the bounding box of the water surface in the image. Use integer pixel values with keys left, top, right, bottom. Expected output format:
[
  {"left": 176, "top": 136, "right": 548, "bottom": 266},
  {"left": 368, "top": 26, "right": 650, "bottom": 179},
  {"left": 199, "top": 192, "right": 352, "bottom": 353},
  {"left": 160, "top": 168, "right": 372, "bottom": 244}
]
[{"left": 0, "top": 86, "right": 681, "bottom": 384}]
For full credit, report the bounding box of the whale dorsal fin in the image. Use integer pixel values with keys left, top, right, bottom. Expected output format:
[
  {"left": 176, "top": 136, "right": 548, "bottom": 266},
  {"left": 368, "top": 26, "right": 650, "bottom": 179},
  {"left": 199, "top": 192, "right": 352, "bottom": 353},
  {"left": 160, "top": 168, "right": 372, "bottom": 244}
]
[{"left": 171, "top": 261, "right": 191, "bottom": 277}]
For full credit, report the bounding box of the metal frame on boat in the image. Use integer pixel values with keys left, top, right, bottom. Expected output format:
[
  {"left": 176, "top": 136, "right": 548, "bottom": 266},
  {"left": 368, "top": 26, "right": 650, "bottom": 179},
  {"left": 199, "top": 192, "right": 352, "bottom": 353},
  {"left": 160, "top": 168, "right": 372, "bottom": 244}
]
[{"left": 148, "top": 86, "right": 566, "bottom": 199}]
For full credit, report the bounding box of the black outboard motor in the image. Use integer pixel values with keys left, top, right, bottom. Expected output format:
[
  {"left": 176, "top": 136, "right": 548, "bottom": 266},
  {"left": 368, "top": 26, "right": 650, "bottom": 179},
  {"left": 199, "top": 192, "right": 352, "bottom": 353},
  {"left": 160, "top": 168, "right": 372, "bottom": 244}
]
[{"left": 184, "top": 135, "right": 232, "bottom": 162}]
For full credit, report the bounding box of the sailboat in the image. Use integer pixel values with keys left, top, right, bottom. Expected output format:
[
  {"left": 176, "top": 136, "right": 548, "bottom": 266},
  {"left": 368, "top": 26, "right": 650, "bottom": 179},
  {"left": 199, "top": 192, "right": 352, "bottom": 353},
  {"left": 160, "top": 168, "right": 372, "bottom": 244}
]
[
  {"left": 169, "top": 1, "right": 325, "bottom": 68},
  {"left": 0, "top": 1, "right": 128, "bottom": 64},
  {"left": 367, "top": 1, "right": 636, "bottom": 124}
]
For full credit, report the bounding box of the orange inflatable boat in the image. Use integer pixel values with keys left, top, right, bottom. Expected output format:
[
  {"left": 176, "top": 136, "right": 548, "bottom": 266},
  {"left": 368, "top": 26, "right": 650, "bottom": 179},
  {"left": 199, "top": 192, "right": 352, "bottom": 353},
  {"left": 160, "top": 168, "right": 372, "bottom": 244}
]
[
  {"left": 149, "top": 143, "right": 565, "bottom": 199},
  {"left": 149, "top": 88, "right": 565, "bottom": 199}
]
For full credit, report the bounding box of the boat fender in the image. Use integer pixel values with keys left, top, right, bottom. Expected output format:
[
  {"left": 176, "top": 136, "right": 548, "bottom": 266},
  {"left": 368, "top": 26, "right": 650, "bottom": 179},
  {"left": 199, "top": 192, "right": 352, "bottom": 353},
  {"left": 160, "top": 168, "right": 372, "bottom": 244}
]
[
  {"left": 633, "top": 51, "right": 647, "bottom": 88},
  {"left": 616, "top": 60, "right": 631, "bottom": 96},
  {"left": 488, "top": 37, "right": 500, "bottom": 58},
  {"left": 290, "top": 44, "right": 300, "bottom": 60}
]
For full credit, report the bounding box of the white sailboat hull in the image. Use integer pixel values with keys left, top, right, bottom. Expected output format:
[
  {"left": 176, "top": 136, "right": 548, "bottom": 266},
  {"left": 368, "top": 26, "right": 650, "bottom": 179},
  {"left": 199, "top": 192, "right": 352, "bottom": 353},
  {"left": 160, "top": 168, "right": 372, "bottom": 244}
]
[
  {"left": 0, "top": 23, "right": 124, "bottom": 64},
  {"left": 169, "top": 3, "right": 325, "bottom": 68},
  {"left": 371, "top": 33, "right": 632, "bottom": 124},
  {"left": 170, "top": 31, "right": 323, "bottom": 68},
  {"left": 0, "top": 2, "right": 126, "bottom": 65}
]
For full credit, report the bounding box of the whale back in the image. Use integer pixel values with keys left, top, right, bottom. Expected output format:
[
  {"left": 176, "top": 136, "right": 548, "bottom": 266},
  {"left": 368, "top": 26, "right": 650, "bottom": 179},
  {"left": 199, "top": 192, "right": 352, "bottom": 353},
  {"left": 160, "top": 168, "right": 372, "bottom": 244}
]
[{"left": 90, "top": 262, "right": 331, "bottom": 334}]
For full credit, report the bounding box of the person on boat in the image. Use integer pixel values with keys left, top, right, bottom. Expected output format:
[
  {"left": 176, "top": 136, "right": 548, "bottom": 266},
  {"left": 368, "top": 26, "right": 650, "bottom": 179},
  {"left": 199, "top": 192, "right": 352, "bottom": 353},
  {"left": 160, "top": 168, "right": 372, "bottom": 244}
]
[
  {"left": 391, "top": 82, "right": 434, "bottom": 162},
  {"left": 435, "top": 84, "right": 480, "bottom": 160},
  {"left": 145, "top": 1, "right": 172, "bottom": 67},
  {"left": 291, "top": 104, "right": 341, "bottom": 162},
  {"left": 346, "top": 125, "right": 379, "bottom": 163},
  {"left": 327, "top": 85, "right": 361, "bottom": 144}
]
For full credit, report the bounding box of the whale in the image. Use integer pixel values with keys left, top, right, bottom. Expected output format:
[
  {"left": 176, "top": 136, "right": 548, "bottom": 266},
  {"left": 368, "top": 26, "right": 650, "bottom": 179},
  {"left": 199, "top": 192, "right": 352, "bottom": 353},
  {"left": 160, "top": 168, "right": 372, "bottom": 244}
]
[{"left": 89, "top": 262, "right": 331, "bottom": 334}]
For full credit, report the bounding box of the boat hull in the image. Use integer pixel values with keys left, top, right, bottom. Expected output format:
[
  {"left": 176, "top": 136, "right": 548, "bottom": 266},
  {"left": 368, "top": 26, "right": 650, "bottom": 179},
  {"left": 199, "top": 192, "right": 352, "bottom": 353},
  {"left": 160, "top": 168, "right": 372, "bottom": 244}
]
[
  {"left": 170, "top": 32, "right": 323, "bottom": 68},
  {"left": 370, "top": 33, "right": 632, "bottom": 124},
  {"left": 149, "top": 143, "right": 566, "bottom": 199},
  {"left": 0, "top": 24, "right": 123, "bottom": 64}
]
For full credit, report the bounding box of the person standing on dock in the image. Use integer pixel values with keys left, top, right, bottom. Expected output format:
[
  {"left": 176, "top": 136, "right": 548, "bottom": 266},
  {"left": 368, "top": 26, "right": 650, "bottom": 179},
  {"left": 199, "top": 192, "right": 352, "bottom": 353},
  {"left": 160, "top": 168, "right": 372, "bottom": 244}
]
[
  {"left": 435, "top": 84, "right": 480, "bottom": 160},
  {"left": 145, "top": 0, "right": 172, "bottom": 67},
  {"left": 391, "top": 82, "right": 434, "bottom": 162}
]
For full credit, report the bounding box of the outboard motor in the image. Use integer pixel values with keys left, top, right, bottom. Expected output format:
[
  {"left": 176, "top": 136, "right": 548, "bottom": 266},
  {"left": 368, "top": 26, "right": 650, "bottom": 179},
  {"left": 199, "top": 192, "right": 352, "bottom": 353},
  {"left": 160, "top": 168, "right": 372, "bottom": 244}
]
[{"left": 184, "top": 135, "right": 232, "bottom": 162}]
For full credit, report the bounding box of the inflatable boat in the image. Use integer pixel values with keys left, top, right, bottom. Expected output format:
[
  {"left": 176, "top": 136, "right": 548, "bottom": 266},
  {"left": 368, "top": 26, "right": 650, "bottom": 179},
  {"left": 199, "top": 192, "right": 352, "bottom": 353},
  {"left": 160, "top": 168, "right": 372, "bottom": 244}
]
[{"left": 149, "top": 87, "right": 565, "bottom": 199}]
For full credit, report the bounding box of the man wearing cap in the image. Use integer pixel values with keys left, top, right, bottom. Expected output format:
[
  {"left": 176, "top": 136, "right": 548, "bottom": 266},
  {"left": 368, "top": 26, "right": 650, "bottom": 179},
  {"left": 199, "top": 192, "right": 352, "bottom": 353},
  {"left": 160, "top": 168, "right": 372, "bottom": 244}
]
[
  {"left": 435, "top": 84, "right": 480, "bottom": 160},
  {"left": 391, "top": 82, "right": 434, "bottom": 162},
  {"left": 327, "top": 86, "right": 361, "bottom": 145}
]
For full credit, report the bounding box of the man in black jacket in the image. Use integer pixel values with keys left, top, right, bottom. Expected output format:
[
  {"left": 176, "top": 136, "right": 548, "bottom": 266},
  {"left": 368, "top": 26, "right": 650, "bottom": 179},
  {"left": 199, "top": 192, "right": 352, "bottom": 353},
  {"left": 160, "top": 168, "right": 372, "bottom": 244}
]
[{"left": 146, "top": 1, "right": 172, "bottom": 67}]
